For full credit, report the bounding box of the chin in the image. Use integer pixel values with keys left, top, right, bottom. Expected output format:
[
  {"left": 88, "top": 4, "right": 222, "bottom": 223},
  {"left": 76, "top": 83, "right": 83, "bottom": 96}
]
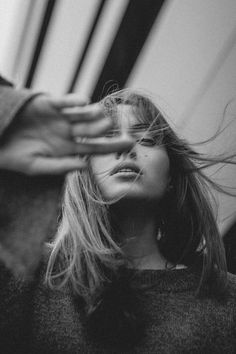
[
  {"left": 103, "top": 185, "right": 143, "bottom": 200},
  {"left": 99, "top": 183, "right": 166, "bottom": 205},
  {"left": 107, "top": 191, "right": 162, "bottom": 206}
]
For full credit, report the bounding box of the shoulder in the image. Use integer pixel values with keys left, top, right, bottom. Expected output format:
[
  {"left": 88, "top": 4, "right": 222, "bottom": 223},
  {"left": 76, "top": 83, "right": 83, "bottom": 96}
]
[
  {"left": 227, "top": 272, "right": 236, "bottom": 294},
  {"left": 221, "top": 272, "right": 236, "bottom": 313}
]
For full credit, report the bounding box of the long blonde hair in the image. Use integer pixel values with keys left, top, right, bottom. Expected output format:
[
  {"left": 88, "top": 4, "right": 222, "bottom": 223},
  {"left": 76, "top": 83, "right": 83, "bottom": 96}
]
[{"left": 45, "top": 167, "right": 125, "bottom": 301}]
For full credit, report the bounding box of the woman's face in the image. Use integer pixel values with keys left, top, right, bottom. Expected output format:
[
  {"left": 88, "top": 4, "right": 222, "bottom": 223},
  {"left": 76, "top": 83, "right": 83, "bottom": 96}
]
[{"left": 89, "top": 104, "right": 170, "bottom": 205}]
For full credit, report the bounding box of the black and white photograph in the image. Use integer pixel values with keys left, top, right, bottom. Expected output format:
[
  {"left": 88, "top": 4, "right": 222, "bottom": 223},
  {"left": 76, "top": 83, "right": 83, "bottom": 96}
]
[{"left": 0, "top": 0, "right": 236, "bottom": 353}]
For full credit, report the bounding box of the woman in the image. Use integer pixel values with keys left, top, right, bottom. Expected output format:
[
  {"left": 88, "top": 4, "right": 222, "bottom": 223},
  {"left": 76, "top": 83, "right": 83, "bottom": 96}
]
[{"left": 1, "top": 89, "right": 236, "bottom": 353}]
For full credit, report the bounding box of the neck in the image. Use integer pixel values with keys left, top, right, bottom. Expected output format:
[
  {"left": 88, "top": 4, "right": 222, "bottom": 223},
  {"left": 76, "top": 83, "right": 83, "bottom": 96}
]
[{"left": 111, "top": 201, "right": 168, "bottom": 270}]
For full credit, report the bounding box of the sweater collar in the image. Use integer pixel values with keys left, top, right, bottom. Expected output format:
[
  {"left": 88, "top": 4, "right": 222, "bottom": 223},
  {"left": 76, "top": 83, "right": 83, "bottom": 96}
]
[{"left": 123, "top": 267, "right": 201, "bottom": 293}]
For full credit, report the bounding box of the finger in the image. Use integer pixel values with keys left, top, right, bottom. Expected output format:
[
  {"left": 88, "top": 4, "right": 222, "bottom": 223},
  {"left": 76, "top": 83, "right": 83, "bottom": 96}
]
[
  {"left": 30, "top": 156, "right": 88, "bottom": 175},
  {"left": 60, "top": 104, "right": 105, "bottom": 123},
  {"left": 49, "top": 94, "right": 90, "bottom": 109},
  {"left": 75, "top": 136, "right": 135, "bottom": 155},
  {"left": 71, "top": 117, "right": 113, "bottom": 138}
]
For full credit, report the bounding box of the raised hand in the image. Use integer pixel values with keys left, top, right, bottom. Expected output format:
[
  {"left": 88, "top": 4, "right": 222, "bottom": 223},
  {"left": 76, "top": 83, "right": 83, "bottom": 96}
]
[{"left": 0, "top": 94, "right": 133, "bottom": 175}]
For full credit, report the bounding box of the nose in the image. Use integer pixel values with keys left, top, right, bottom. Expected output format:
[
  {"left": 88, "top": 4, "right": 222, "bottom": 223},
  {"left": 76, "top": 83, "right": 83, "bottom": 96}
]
[
  {"left": 115, "top": 146, "right": 137, "bottom": 160},
  {"left": 115, "top": 128, "right": 137, "bottom": 159}
]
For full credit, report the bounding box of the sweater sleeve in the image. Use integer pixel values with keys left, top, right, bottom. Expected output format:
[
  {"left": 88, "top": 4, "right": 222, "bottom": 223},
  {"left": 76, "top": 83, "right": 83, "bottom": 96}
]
[
  {"left": 0, "top": 76, "right": 39, "bottom": 138},
  {"left": 0, "top": 76, "right": 64, "bottom": 277}
]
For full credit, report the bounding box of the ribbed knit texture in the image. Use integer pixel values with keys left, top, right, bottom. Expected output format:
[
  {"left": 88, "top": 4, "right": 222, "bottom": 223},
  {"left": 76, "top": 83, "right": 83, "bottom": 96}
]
[{"left": 0, "top": 262, "right": 236, "bottom": 354}]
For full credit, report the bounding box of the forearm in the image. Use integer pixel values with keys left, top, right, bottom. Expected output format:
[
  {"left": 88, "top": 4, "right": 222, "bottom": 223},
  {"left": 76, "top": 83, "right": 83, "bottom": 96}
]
[
  {"left": 0, "top": 170, "right": 64, "bottom": 276},
  {"left": 0, "top": 77, "right": 63, "bottom": 275}
]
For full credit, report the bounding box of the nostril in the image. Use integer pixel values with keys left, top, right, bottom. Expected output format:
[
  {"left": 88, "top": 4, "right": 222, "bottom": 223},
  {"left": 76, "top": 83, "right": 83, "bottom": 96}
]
[
  {"left": 116, "top": 149, "right": 136, "bottom": 160},
  {"left": 116, "top": 152, "right": 121, "bottom": 159},
  {"left": 129, "top": 150, "right": 137, "bottom": 159}
]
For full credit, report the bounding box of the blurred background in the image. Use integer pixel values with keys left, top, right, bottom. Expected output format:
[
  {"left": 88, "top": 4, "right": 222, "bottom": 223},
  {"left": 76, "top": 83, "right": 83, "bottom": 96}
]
[{"left": 0, "top": 0, "right": 236, "bottom": 271}]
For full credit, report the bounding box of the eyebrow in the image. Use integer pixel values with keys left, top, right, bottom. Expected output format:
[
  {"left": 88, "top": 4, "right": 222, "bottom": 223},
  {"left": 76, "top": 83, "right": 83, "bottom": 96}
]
[
  {"left": 105, "top": 123, "right": 155, "bottom": 135},
  {"left": 129, "top": 123, "right": 156, "bottom": 133}
]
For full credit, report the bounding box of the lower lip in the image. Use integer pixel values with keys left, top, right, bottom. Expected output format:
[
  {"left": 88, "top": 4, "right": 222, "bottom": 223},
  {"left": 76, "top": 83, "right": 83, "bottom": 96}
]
[{"left": 113, "top": 171, "right": 140, "bottom": 178}]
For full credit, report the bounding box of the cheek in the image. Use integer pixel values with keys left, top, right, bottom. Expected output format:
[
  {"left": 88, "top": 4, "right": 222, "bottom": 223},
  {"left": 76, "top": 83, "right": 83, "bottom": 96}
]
[
  {"left": 146, "top": 150, "right": 170, "bottom": 189},
  {"left": 89, "top": 155, "right": 117, "bottom": 199}
]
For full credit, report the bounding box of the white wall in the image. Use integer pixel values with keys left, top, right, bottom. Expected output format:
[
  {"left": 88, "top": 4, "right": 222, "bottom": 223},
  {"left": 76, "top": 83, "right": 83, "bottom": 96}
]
[{"left": 128, "top": 0, "right": 236, "bottom": 231}]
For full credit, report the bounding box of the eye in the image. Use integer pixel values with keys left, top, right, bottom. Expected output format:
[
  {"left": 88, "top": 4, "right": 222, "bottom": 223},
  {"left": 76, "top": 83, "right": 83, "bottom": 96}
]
[{"left": 137, "top": 137, "right": 156, "bottom": 146}]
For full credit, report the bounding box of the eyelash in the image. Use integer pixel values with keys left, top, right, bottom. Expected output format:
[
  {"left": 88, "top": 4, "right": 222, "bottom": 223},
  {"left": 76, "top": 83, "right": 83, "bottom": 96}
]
[{"left": 137, "top": 137, "right": 156, "bottom": 146}]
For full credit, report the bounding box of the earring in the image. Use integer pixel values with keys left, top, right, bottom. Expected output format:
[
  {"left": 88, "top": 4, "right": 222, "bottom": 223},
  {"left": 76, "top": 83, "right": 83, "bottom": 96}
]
[{"left": 157, "top": 229, "right": 162, "bottom": 241}]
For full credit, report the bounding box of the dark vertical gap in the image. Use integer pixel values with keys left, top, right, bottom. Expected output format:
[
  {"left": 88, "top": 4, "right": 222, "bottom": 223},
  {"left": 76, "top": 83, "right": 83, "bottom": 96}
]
[
  {"left": 91, "top": 0, "right": 166, "bottom": 102},
  {"left": 67, "top": 0, "right": 108, "bottom": 93},
  {"left": 223, "top": 222, "right": 236, "bottom": 274},
  {"left": 25, "top": 0, "right": 58, "bottom": 88}
]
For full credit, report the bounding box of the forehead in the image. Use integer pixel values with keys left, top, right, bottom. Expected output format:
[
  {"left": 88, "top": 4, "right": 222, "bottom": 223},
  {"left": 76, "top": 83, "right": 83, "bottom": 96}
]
[
  {"left": 103, "top": 98, "right": 166, "bottom": 133},
  {"left": 112, "top": 104, "right": 158, "bottom": 134},
  {"left": 115, "top": 104, "right": 138, "bottom": 128}
]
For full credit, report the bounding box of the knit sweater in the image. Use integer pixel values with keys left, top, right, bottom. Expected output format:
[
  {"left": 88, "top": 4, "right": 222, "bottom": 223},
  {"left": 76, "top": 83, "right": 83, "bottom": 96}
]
[
  {"left": 1, "top": 259, "right": 236, "bottom": 354},
  {"left": 1, "top": 77, "right": 236, "bottom": 353}
]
